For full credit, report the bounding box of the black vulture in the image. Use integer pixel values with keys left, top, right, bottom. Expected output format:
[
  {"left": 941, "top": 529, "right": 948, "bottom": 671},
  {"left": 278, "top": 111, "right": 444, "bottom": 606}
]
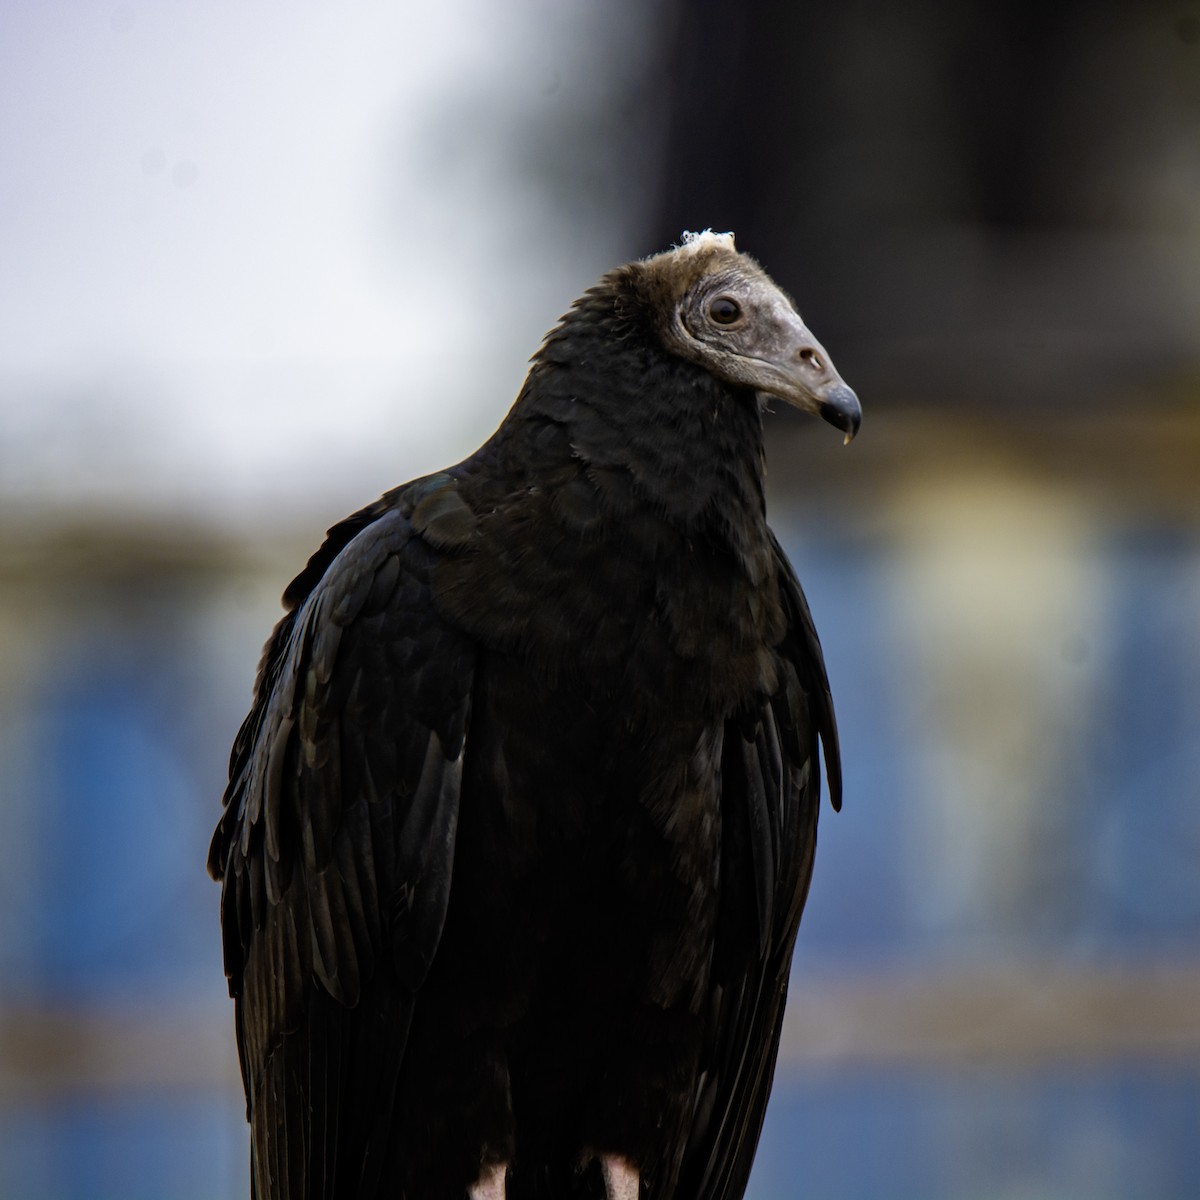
[{"left": 209, "top": 231, "right": 860, "bottom": 1200}]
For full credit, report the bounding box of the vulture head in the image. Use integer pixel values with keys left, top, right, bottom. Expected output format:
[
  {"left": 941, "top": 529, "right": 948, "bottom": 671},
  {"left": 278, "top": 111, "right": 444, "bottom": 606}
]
[{"left": 629, "top": 230, "right": 862, "bottom": 441}]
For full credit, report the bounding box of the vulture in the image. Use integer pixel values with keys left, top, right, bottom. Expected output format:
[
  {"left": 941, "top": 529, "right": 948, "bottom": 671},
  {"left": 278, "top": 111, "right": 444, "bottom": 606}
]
[{"left": 209, "top": 231, "right": 860, "bottom": 1200}]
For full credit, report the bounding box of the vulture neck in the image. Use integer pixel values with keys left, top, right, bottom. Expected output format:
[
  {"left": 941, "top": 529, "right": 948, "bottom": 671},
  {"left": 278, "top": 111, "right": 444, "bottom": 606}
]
[
  {"left": 514, "top": 288, "right": 772, "bottom": 550},
  {"left": 441, "top": 289, "right": 785, "bottom": 701}
]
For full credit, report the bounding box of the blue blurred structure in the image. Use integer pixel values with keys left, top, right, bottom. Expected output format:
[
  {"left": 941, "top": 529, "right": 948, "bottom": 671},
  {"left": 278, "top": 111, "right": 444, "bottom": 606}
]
[
  {"left": 755, "top": 1069, "right": 1200, "bottom": 1200},
  {"left": 0, "top": 571, "right": 250, "bottom": 1197},
  {"left": 2, "top": 472, "right": 1197, "bottom": 1199},
  {"left": 747, "top": 518, "right": 1200, "bottom": 1198}
]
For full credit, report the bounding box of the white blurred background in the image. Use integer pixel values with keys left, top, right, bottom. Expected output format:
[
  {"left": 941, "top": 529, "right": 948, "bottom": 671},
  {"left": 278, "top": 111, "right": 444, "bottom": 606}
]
[{"left": 0, "top": 0, "right": 654, "bottom": 524}]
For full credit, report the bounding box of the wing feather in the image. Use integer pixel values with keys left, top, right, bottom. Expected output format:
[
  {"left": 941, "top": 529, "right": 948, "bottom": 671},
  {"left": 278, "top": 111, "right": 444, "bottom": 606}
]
[
  {"left": 209, "top": 478, "right": 478, "bottom": 1200},
  {"left": 677, "top": 537, "right": 841, "bottom": 1200}
]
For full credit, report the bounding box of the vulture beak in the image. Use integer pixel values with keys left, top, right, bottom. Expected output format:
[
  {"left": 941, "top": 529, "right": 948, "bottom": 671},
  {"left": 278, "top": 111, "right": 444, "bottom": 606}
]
[
  {"left": 758, "top": 311, "right": 862, "bottom": 443},
  {"left": 818, "top": 382, "right": 863, "bottom": 445}
]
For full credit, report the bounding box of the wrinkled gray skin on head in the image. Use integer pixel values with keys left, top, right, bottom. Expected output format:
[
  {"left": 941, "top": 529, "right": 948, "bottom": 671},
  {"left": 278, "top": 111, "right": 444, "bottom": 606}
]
[{"left": 639, "top": 234, "right": 862, "bottom": 441}]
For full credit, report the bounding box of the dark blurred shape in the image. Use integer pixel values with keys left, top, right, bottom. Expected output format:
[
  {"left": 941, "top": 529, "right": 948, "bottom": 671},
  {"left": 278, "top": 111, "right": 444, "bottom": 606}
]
[{"left": 647, "top": 0, "right": 1200, "bottom": 414}]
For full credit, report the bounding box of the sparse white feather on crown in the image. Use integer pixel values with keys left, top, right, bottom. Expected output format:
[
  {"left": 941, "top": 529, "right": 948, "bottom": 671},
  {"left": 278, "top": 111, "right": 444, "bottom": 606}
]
[{"left": 678, "top": 229, "right": 736, "bottom": 254}]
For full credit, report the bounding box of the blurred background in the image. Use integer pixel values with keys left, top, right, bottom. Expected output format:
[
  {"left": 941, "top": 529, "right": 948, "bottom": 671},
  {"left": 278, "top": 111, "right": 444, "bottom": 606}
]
[{"left": 1, "top": 1, "right": 1198, "bottom": 1196}]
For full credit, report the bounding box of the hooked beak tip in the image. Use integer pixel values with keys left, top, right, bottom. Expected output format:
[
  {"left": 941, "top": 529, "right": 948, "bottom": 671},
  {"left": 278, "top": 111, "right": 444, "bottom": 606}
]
[{"left": 819, "top": 383, "right": 862, "bottom": 444}]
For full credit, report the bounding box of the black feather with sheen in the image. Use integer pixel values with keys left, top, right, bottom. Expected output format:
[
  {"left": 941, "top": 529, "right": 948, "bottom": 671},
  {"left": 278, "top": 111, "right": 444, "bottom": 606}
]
[{"left": 210, "top": 237, "right": 846, "bottom": 1200}]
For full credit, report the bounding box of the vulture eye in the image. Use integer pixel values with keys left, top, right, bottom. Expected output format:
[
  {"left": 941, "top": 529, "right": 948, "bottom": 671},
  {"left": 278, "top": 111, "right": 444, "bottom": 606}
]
[{"left": 708, "top": 296, "right": 742, "bottom": 325}]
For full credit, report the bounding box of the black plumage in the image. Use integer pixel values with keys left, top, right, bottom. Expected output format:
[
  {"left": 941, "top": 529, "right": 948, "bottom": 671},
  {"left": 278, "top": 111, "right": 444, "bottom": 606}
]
[{"left": 209, "top": 231, "right": 861, "bottom": 1200}]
